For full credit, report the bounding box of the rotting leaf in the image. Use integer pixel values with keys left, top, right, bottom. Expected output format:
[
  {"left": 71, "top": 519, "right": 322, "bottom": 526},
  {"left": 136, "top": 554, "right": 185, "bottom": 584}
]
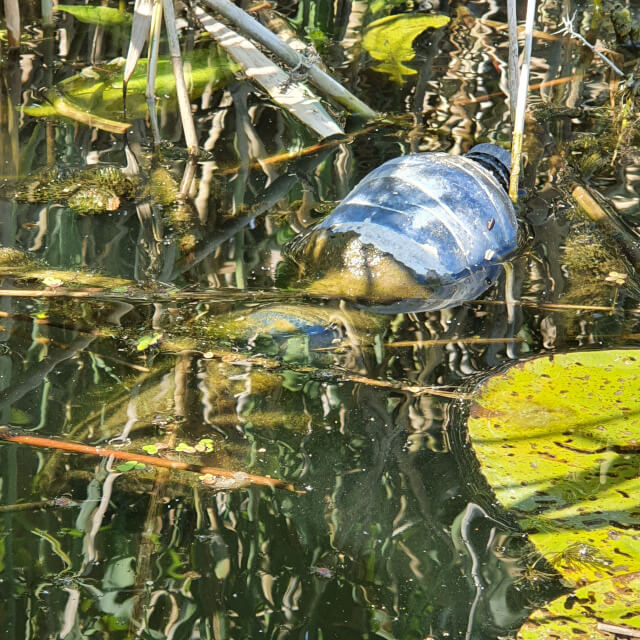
[
  {"left": 517, "top": 571, "right": 640, "bottom": 640},
  {"left": 362, "top": 14, "right": 450, "bottom": 83},
  {"left": 467, "top": 350, "right": 640, "bottom": 585}
]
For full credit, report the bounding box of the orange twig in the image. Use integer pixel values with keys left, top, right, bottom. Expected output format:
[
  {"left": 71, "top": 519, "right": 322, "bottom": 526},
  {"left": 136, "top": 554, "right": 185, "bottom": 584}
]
[
  {"left": 453, "top": 74, "right": 586, "bottom": 106},
  {"left": 0, "top": 428, "right": 296, "bottom": 492}
]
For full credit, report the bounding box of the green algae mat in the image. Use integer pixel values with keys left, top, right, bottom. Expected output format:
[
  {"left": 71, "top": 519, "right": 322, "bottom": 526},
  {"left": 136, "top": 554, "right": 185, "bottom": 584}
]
[{"left": 467, "top": 350, "right": 640, "bottom": 636}]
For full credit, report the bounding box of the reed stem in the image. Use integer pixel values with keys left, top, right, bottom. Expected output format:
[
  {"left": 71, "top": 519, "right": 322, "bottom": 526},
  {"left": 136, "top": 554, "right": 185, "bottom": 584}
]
[
  {"left": 198, "top": 0, "right": 376, "bottom": 118},
  {"left": 162, "top": 0, "right": 199, "bottom": 162},
  {"left": 506, "top": 0, "right": 519, "bottom": 122},
  {"left": 3, "top": 0, "right": 20, "bottom": 49},
  {"left": 508, "top": 0, "right": 537, "bottom": 202}
]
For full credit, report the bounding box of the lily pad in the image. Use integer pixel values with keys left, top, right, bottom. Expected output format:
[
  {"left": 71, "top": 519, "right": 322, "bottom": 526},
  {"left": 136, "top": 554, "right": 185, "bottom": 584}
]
[
  {"left": 363, "top": 14, "right": 450, "bottom": 83},
  {"left": 518, "top": 572, "right": 640, "bottom": 640},
  {"left": 467, "top": 350, "right": 640, "bottom": 585}
]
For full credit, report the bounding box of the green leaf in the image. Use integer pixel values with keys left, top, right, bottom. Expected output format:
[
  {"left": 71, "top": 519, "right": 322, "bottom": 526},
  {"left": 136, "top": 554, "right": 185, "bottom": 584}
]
[
  {"left": 195, "top": 438, "right": 215, "bottom": 453},
  {"left": 55, "top": 5, "right": 132, "bottom": 27},
  {"left": 467, "top": 350, "right": 640, "bottom": 585},
  {"left": 142, "top": 444, "right": 158, "bottom": 455},
  {"left": 362, "top": 14, "right": 450, "bottom": 83},
  {"left": 136, "top": 332, "right": 163, "bottom": 351},
  {"left": 23, "top": 49, "right": 236, "bottom": 132},
  {"left": 10, "top": 408, "right": 31, "bottom": 425},
  {"left": 518, "top": 572, "right": 640, "bottom": 640},
  {"left": 116, "top": 461, "right": 146, "bottom": 472}
]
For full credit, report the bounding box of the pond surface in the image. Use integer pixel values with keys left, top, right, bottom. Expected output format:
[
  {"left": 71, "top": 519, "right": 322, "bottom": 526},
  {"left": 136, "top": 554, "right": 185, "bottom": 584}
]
[{"left": 1, "top": 1, "right": 640, "bottom": 638}]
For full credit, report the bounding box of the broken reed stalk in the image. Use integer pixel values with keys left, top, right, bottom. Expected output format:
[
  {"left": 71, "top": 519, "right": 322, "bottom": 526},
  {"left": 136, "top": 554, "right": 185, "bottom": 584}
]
[
  {"left": 506, "top": 0, "right": 519, "bottom": 122},
  {"left": 596, "top": 623, "right": 640, "bottom": 639},
  {"left": 198, "top": 0, "right": 377, "bottom": 118},
  {"left": 162, "top": 0, "right": 199, "bottom": 187},
  {"left": 123, "top": 0, "right": 153, "bottom": 109},
  {"left": 194, "top": 5, "right": 342, "bottom": 138},
  {"left": 0, "top": 427, "right": 297, "bottom": 492},
  {"left": 4, "top": 0, "right": 20, "bottom": 49},
  {"left": 508, "top": 0, "right": 537, "bottom": 202},
  {"left": 572, "top": 183, "right": 640, "bottom": 268}
]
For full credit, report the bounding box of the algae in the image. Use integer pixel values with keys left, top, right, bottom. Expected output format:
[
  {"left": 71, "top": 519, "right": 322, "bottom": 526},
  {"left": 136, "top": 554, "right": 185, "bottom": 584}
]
[
  {"left": 3, "top": 165, "right": 139, "bottom": 214},
  {"left": 0, "top": 245, "right": 134, "bottom": 289}
]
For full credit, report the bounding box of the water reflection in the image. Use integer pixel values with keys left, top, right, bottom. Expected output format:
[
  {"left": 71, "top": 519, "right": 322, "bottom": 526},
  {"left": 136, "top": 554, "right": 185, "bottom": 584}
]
[{"left": 1, "top": 0, "right": 640, "bottom": 638}]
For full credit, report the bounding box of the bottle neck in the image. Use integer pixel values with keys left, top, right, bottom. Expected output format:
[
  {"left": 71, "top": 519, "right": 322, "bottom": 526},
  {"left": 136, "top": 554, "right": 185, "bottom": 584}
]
[
  {"left": 466, "top": 152, "right": 510, "bottom": 192},
  {"left": 465, "top": 144, "right": 511, "bottom": 192}
]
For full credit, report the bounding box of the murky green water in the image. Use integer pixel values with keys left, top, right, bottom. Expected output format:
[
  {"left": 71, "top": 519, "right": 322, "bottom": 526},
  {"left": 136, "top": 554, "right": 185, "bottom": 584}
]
[{"left": 1, "top": 1, "right": 639, "bottom": 638}]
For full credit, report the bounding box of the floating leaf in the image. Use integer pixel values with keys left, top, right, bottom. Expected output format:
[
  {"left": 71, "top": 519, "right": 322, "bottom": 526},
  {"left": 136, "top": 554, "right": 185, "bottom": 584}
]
[
  {"left": 195, "top": 438, "right": 215, "bottom": 453},
  {"left": 55, "top": 5, "right": 132, "bottom": 27},
  {"left": 518, "top": 572, "right": 640, "bottom": 640},
  {"left": 10, "top": 408, "right": 31, "bottom": 426},
  {"left": 362, "top": 14, "right": 450, "bottom": 83},
  {"left": 467, "top": 350, "right": 640, "bottom": 585},
  {"left": 176, "top": 443, "right": 196, "bottom": 454},
  {"left": 142, "top": 444, "right": 158, "bottom": 455},
  {"left": 42, "top": 276, "right": 64, "bottom": 288},
  {"left": 23, "top": 49, "right": 235, "bottom": 132},
  {"left": 136, "top": 332, "right": 163, "bottom": 351},
  {"left": 116, "top": 461, "right": 146, "bottom": 472}
]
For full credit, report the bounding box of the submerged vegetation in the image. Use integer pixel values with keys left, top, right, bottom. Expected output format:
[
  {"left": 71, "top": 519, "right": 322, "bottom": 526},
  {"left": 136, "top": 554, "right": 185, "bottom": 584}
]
[{"left": 0, "top": 0, "right": 639, "bottom": 639}]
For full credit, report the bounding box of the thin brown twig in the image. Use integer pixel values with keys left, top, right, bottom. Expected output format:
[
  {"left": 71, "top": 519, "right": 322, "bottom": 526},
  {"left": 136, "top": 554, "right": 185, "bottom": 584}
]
[
  {"left": 385, "top": 337, "right": 525, "bottom": 348},
  {"left": 219, "top": 122, "right": 387, "bottom": 175},
  {"left": 453, "top": 74, "right": 585, "bottom": 106},
  {"left": 467, "top": 299, "right": 640, "bottom": 314},
  {"left": 176, "top": 348, "right": 466, "bottom": 398},
  {"left": 337, "top": 375, "right": 470, "bottom": 399},
  {"left": 312, "top": 336, "right": 524, "bottom": 351},
  {"left": 0, "top": 428, "right": 297, "bottom": 492},
  {"left": 0, "top": 497, "right": 74, "bottom": 513}
]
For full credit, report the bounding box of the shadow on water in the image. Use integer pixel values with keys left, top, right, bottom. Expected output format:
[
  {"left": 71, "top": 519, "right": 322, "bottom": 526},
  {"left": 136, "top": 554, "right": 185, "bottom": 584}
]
[{"left": 0, "top": 0, "right": 640, "bottom": 638}]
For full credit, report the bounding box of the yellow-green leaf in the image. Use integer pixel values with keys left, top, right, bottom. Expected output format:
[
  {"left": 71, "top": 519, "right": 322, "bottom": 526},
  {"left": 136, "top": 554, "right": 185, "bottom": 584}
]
[
  {"left": 362, "top": 14, "right": 450, "bottom": 83},
  {"left": 518, "top": 572, "right": 640, "bottom": 640},
  {"left": 23, "top": 49, "right": 236, "bottom": 132},
  {"left": 467, "top": 350, "right": 640, "bottom": 585},
  {"left": 55, "top": 5, "right": 132, "bottom": 27},
  {"left": 136, "top": 332, "right": 163, "bottom": 352}
]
